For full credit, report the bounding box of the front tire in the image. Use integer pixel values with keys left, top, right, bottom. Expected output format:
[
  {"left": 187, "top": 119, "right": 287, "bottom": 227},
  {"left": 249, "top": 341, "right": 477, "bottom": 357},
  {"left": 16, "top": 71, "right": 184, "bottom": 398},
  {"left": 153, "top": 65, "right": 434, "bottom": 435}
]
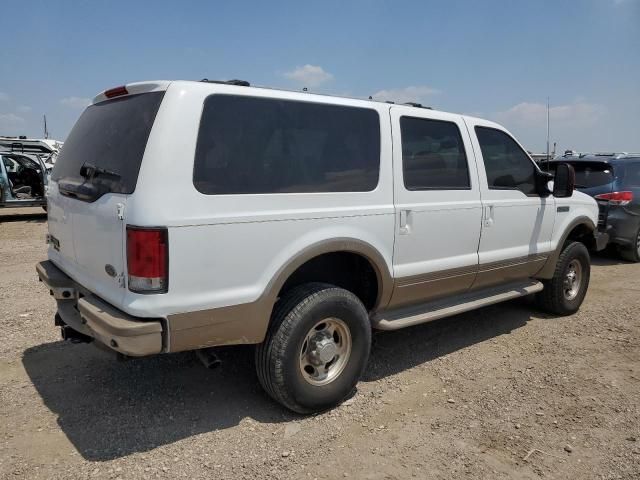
[
  {"left": 255, "top": 283, "right": 371, "bottom": 414},
  {"left": 537, "top": 241, "right": 591, "bottom": 315}
]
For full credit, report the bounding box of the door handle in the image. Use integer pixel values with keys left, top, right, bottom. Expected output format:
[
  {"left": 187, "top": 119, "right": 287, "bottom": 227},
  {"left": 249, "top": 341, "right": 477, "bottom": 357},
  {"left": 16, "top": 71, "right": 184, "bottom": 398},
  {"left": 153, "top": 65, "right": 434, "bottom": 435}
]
[
  {"left": 399, "top": 210, "right": 411, "bottom": 235},
  {"left": 484, "top": 205, "right": 494, "bottom": 227}
]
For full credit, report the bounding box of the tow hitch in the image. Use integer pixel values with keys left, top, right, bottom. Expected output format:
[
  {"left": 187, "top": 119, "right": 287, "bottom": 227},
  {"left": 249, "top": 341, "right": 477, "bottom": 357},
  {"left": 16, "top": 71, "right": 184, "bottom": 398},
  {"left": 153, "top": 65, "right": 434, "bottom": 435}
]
[{"left": 60, "top": 325, "right": 93, "bottom": 344}]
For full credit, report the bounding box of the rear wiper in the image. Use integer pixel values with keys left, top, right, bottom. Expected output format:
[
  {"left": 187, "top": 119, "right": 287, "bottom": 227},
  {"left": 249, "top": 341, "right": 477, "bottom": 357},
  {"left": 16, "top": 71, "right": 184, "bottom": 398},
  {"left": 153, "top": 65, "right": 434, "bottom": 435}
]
[{"left": 79, "top": 162, "right": 121, "bottom": 180}]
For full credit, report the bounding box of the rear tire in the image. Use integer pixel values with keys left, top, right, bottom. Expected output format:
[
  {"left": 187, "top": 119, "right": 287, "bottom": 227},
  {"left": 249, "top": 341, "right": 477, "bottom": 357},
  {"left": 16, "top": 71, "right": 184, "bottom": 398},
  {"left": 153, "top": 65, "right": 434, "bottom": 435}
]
[
  {"left": 537, "top": 242, "right": 590, "bottom": 315},
  {"left": 618, "top": 226, "right": 640, "bottom": 263},
  {"left": 255, "top": 283, "right": 371, "bottom": 414}
]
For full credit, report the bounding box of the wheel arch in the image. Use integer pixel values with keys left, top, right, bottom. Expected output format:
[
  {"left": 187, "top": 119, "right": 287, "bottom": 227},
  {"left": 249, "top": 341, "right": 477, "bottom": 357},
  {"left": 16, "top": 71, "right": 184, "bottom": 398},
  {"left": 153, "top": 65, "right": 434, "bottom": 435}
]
[
  {"left": 264, "top": 237, "right": 394, "bottom": 312},
  {"left": 536, "top": 216, "right": 596, "bottom": 279}
]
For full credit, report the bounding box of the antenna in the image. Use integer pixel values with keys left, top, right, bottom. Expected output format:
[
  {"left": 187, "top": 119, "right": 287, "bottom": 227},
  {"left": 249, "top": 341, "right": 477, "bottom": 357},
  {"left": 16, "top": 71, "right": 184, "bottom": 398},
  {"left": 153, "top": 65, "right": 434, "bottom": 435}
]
[
  {"left": 546, "top": 97, "right": 550, "bottom": 163},
  {"left": 43, "top": 115, "right": 49, "bottom": 139}
]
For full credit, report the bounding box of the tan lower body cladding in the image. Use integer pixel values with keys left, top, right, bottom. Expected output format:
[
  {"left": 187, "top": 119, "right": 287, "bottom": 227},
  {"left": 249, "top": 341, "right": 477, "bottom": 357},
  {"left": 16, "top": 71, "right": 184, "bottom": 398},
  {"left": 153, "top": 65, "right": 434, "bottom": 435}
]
[
  {"left": 167, "top": 253, "right": 549, "bottom": 351},
  {"left": 167, "top": 301, "right": 269, "bottom": 352},
  {"left": 388, "top": 253, "right": 549, "bottom": 308}
]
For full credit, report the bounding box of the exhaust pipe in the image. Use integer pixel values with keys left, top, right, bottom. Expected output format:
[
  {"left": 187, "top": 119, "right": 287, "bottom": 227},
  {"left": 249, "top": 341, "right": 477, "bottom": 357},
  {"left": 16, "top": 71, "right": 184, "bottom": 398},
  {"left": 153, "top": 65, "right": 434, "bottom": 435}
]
[
  {"left": 61, "top": 326, "right": 93, "bottom": 344},
  {"left": 196, "top": 348, "right": 222, "bottom": 369}
]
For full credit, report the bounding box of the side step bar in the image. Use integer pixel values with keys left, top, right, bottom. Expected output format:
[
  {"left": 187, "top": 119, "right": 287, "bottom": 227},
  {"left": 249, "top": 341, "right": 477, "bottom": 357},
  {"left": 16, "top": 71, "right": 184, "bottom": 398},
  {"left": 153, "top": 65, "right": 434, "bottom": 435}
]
[{"left": 372, "top": 280, "right": 544, "bottom": 330}]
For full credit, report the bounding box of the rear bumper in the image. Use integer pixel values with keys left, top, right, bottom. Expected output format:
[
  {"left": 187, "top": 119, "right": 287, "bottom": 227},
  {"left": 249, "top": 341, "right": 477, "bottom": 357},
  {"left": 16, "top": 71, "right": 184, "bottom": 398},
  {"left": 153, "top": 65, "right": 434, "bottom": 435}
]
[
  {"left": 602, "top": 209, "right": 640, "bottom": 247},
  {"left": 593, "top": 231, "right": 610, "bottom": 251},
  {"left": 36, "top": 260, "right": 164, "bottom": 356}
]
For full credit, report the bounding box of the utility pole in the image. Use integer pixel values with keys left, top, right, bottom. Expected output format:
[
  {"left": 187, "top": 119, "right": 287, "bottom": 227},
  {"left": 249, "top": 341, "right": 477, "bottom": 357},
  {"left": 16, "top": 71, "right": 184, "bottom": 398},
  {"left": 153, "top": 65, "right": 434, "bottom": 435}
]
[{"left": 43, "top": 115, "right": 49, "bottom": 139}]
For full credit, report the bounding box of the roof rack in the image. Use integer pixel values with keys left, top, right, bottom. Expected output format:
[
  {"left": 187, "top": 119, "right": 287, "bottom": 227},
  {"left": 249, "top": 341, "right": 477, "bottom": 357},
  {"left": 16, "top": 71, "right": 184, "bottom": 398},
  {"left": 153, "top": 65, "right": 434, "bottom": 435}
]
[
  {"left": 200, "top": 79, "right": 250, "bottom": 87},
  {"left": 560, "top": 152, "right": 640, "bottom": 161},
  {"left": 403, "top": 102, "right": 432, "bottom": 110},
  {"left": 194, "top": 79, "right": 441, "bottom": 112}
]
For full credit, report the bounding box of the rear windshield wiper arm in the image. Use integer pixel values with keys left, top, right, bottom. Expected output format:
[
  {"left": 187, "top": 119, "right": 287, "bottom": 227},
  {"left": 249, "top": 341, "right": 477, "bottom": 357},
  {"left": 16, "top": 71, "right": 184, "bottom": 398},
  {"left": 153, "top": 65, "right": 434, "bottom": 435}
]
[{"left": 79, "top": 162, "right": 121, "bottom": 180}]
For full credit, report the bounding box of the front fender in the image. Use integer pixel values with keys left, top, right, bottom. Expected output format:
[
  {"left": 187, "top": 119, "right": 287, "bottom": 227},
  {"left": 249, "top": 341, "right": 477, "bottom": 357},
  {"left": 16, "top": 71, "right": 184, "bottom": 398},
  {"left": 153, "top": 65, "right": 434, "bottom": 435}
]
[{"left": 536, "top": 216, "right": 596, "bottom": 279}]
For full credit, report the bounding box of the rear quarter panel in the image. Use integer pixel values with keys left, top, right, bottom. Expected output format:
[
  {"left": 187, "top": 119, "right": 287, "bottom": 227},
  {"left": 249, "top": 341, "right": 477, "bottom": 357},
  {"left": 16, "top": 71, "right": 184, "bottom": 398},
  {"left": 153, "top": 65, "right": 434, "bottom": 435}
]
[{"left": 120, "top": 82, "right": 395, "bottom": 319}]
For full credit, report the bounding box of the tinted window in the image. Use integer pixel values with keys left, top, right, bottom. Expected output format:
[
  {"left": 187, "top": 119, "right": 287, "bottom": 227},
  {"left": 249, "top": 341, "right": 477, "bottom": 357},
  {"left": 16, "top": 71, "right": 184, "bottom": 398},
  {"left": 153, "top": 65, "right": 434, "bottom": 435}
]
[
  {"left": 551, "top": 162, "right": 614, "bottom": 189},
  {"left": 194, "top": 95, "right": 380, "bottom": 194},
  {"left": 623, "top": 162, "right": 640, "bottom": 187},
  {"left": 475, "top": 127, "right": 536, "bottom": 195},
  {"left": 400, "top": 117, "right": 470, "bottom": 190},
  {"left": 52, "top": 92, "right": 164, "bottom": 194}
]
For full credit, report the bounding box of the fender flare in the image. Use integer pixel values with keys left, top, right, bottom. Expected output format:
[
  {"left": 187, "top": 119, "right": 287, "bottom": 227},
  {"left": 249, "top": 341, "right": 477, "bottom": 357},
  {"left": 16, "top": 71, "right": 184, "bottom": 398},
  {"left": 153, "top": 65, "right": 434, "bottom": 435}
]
[
  {"left": 536, "top": 216, "right": 596, "bottom": 279},
  {"left": 261, "top": 237, "right": 394, "bottom": 311}
]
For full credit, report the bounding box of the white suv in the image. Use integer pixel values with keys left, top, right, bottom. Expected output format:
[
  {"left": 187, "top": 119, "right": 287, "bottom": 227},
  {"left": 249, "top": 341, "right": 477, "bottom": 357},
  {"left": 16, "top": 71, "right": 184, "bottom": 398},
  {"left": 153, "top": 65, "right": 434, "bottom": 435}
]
[{"left": 37, "top": 80, "right": 607, "bottom": 413}]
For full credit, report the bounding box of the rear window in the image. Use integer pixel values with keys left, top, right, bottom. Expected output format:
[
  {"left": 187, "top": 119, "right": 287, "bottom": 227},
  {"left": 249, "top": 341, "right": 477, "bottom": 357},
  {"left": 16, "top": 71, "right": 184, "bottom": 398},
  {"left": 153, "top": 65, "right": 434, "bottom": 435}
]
[
  {"left": 51, "top": 92, "right": 165, "bottom": 194},
  {"left": 193, "top": 95, "right": 381, "bottom": 194},
  {"left": 551, "top": 162, "right": 614, "bottom": 189}
]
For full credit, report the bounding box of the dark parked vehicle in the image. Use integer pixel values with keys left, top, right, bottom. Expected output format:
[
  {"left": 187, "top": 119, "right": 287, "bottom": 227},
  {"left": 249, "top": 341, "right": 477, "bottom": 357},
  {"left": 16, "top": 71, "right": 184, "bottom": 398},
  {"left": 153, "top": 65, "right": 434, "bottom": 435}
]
[{"left": 548, "top": 155, "right": 640, "bottom": 262}]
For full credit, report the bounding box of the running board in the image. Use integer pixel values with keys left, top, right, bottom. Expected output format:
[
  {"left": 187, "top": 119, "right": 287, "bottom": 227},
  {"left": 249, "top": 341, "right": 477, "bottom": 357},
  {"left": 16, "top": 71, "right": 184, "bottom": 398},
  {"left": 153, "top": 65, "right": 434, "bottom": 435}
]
[{"left": 372, "top": 280, "right": 544, "bottom": 331}]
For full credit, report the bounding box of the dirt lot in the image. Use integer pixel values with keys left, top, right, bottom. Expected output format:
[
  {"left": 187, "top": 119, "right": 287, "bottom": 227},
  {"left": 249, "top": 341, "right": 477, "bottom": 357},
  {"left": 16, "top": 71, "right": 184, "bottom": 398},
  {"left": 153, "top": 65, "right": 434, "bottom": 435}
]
[{"left": 0, "top": 208, "right": 639, "bottom": 480}]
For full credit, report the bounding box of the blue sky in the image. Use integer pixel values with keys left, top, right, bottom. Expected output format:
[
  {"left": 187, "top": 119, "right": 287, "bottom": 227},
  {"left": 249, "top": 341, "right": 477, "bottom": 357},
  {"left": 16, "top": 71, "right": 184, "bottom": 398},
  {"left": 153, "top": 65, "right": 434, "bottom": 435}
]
[{"left": 1, "top": 0, "right": 638, "bottom": 152}]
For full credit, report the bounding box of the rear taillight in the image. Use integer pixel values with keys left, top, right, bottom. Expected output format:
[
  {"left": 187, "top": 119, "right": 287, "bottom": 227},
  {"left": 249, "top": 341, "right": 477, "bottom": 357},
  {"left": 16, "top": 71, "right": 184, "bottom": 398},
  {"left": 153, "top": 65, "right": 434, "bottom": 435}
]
[
  {"left": 594, "top": 191, "right": 633, "bottom": 206},
  {"left": 126, "top": 226, "right": 168, "bottom": 293},
  {"left": 105, "top": 85, "right": 128, "bottom": 98}
]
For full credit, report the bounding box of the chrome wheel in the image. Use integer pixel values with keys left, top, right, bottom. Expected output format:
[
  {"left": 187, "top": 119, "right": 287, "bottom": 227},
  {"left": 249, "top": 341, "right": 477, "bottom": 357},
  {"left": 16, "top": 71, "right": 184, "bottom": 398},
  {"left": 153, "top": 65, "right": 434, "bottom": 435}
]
[
  {"left": 563, "top": 259, "right": 582, "bottom": 301},
  {"left": 299, "top": 318, "right": 352, "bottom": 386}
]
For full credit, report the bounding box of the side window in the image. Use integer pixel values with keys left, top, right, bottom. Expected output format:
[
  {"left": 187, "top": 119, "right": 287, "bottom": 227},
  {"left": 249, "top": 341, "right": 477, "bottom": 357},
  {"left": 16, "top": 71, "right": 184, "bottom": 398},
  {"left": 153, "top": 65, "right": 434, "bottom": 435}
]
[
  {"left": 400, "top": 117, "right": 470, "bottom": 190},
  {"left": 475, "top": 127, "right": 537, "bottom": 195},
  {"left": 193, "top": 95, "right": 381, "bottom": 194}
]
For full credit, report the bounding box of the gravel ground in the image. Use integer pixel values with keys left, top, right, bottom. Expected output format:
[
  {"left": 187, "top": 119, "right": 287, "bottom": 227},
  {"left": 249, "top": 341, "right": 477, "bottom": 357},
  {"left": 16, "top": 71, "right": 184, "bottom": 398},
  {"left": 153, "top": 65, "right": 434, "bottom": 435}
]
[{"left": 1, "top": 208, "right": 639, "bottom": 479}]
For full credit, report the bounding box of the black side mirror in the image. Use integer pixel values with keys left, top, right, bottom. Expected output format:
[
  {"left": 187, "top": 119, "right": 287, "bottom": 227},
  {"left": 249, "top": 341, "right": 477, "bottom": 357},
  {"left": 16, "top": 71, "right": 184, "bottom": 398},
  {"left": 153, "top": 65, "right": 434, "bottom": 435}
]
[
  {"left": 535, "top": 169, "right": 554, "bottom": 196},
  {"left": 553, "top": 163, "right": 575, "bottom": 198}
]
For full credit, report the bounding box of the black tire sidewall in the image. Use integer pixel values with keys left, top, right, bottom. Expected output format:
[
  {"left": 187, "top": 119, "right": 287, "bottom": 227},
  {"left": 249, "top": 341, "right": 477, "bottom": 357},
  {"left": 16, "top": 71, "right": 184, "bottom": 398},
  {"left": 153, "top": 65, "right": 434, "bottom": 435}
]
[
  {"left": 555, "top": 243, "right": 590, "bottom": 313},
  {"left": 620, "top": 226, "right": 640, "bottom": 262},
  {"left": 278, "top": 289, "right": 371, "bottom": 411}
]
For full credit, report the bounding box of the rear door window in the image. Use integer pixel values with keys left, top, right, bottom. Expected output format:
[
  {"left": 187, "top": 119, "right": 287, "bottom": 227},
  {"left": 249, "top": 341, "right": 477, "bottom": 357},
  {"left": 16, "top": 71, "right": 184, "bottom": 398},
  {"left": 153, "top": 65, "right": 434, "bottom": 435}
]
[
  {"left": 400, "top": 117, "right": 470, "bottom": 190},
  {"left": 51, "top": 92, "right": 165, "bottom": 194},
  {"left": 193, "top": 95, "right": 381, "bottom": 194}
]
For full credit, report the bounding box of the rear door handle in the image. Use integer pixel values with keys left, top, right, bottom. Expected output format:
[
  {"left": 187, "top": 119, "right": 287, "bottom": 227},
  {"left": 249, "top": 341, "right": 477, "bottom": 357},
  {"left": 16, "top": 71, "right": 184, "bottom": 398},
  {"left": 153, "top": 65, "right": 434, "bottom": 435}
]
[
  {"left": 399, "top": 210, "right": 411, "bottom": 235},
  {"left": 484, "top": 205, "right": 494, "bottom": 227}
]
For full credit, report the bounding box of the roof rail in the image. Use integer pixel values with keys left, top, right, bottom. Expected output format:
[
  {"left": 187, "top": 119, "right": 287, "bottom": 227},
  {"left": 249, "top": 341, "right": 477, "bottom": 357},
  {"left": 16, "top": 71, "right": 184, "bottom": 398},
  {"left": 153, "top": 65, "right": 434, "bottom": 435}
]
[
  {"left": 200, "top": 79, "right": 250, "bottom": 87},
  {"left": 403, "top": 102, "right": 433, "bottom": 110}
]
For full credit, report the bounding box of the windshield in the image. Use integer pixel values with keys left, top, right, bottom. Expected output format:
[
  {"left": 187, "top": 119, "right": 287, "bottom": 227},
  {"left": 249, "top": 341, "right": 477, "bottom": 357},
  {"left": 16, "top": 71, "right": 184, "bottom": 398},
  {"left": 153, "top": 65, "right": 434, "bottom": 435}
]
[
  {"left": 3, "top": 154, "right": 41, "bottom": 172},
  {"left": 51, "top": 92, "right": 164, "bottom": 193}
]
